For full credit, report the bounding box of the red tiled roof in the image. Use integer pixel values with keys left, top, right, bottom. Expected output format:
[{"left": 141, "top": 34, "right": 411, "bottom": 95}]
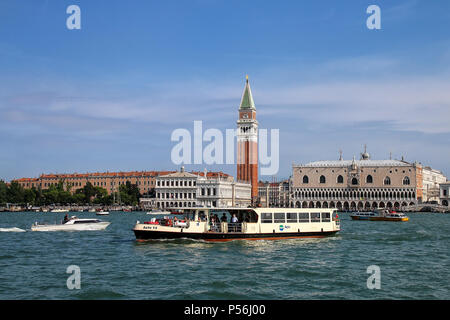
[{"left": 14, "top": 170, "right": 233, "bottom": 183}]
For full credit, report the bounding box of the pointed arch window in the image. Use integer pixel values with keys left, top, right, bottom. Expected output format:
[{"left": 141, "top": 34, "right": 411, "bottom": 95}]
[
  {"left": 319, "top": 175, "right": 326, "bottom": 184},
  {"left": 403, "top": 176, "right": 410, "bottom": 185},
  {"left": 384, "top": 176, "right": 391, "bottom": 185},
  {"left": 366, "top": 175, "right": 373, "bottom": 184},
  {"left": 337, "top": 175, "right": 344, "bottom": 184},
  {"left": 302, "top": 175, "right": 309, "bottom": 184}
]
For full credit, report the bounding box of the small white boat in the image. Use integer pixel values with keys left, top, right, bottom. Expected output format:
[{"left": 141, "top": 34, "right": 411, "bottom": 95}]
[
  {"left": 96, "top": 211, "right": 110, "bottom": 216},
  {"left": 88, "top": 208, "right": 96, "bottom": 213},
  {"left": 0, "top": 227, "right": 26, "bottom": 232},
  {"left": 31, "top": 217, "right": 110, "bottom": 232},
  {"left": 50, "top": 209, "right": 69, "bottom": 213},
  {"left": 146, "top": 210, "right": 171, "bottom": 215}
]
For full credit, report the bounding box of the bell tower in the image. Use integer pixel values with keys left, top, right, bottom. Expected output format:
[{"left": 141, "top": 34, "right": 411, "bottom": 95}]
[{"left": 237, "top": 75, "right": 258, "bottom": 203}]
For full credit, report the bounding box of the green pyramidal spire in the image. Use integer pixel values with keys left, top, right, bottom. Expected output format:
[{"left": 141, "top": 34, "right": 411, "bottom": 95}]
[{"left": 239, "top": 75, "right": 256, "bottom": 110}]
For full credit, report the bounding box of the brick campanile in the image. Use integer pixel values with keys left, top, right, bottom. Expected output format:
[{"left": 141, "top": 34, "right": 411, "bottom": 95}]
[{"left": 237, "top": 75, "right": 258, "bottom": 203}]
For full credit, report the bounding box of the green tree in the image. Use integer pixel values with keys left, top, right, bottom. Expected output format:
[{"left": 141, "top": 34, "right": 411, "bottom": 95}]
[
  {"left": 76, "top": 182, "right": 96, "bottom": 204},
  {"left": 23, "top": 188, "right": 37, "bottom": 205},
  {"left": 0, "top": 180, "right": 8, "bottom": 204},
  {"left": 7, "top": 181, "right": 25, "bottom": 204},
  {"left": 43, "top": 185, "right": 59, "bottom": 204}
]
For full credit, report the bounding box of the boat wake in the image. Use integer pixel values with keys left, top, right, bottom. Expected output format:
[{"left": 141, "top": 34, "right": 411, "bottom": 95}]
[{"left": 0, "top": 227, "right": 26, "bottom": 232}]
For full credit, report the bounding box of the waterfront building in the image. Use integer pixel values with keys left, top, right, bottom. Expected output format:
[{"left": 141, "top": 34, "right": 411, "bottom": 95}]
[
  {"left": 290, "top": 148, "right": 424, "bottom": 211},
  {"left": 422, "top": 167, "right": 447, "bottom": 203},
  {"left": 439, "top": 182, "right": 450, "bottom": 207},
  {"left": 155, "top": 167, "right": 251, "bottom": 209},
  {"left": 237, "top": 75, "right": 258, "bottom": 204},
  {"left": 13, "top": 171, "right": 175, "bottom": 195},
  {"left": 258, "top": 180, "right": 290, "bottom": 208}
]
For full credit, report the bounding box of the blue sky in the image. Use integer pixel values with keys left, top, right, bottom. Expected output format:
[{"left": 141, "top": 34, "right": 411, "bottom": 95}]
[{"left": 1, "top": 0, "right": 449, "bottom": 181}]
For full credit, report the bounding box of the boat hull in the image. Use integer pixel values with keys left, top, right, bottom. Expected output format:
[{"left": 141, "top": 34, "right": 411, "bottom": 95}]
[
  {"left": 31, "top": 222, "right": 110, "bottom": 232},
  {"left": 350, "top": 216, "right": 409, "bottom": 222},
  {"left": 133, "top": 229, "right": 338, "bottom": 242}
]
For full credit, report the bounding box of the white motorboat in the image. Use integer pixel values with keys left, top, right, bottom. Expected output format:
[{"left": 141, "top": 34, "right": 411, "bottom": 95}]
[
  {"left": 31, "top": 217, "right": 110, "bottom": 232},
  {"left": 50, "top": 209, "right": 69, "bottom": 213},
  {"left": 96, "top": 211, "right": 110, "bottom": 216}
]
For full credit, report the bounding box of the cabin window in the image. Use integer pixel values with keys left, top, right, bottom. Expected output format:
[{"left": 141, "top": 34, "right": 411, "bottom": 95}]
[
  {"left": 286, "top": 212, "right": 297, "bottom": 223},
  {"left": 298, "top": 212, "right": 309, "bottom": 223},
  {"left": 274, "top": 212, "right": 286, "bottom": 223},
  {"left": 311, "top": 212, "right": 320, "bottom": 223},
  {"left": 321, "top": 212, "right": 331, "bottom": 222},
  {"left": 261, "top": 212, "right": 273, "bottom": 223},
  {"left": 74, "top": 220, "right": 98, "bottom": 224}
]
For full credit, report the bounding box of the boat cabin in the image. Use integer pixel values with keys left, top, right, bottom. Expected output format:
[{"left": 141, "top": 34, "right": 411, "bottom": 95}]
[{"left": 134, "top": 207, "right": 340, "bottom": 241}]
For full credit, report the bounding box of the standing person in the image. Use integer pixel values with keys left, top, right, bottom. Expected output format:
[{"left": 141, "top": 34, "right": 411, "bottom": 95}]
[
  {"left": 220, "top": 213, "right": 227, "bottom": 223},
  {"left": 230, "top": 214, "right": 239, "bottom": 232},
  {"left": 63, "top": 214, "right": 69, "bottom": 224}
]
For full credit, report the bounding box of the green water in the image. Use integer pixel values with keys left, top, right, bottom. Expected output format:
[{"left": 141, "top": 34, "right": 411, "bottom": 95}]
[{"left": 0, "top": 212, "right": 448, "bottom": 299}]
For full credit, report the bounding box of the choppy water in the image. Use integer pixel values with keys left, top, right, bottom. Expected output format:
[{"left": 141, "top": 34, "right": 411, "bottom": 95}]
[{"left": 0, "top": 212, "right": 449, "bottom": 299}]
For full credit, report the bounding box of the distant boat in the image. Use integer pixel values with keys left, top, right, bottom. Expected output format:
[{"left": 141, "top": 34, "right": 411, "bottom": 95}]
[
  {"left": 96, "top": 211, "right": 109, "bottom": 216},
  {"left": 350, "top": 209, "right": 409, "bottom": 222},
  {"left": 146, "top": 210, "right": 171, "bottom": 215},
  {"left": 50, "top": 209, "right": 69, "bottom": 213},
  {"left": 0, "top": 227, "right": 26, "bottom": 232},
  {"left": 31, "top": 217, "right": 110, "bottom": 232}
]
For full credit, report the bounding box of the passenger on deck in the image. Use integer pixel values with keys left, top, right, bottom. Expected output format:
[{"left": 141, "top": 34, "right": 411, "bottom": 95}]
[
  {"left": 210, "top": 217, "right": 219, "bottom": 232},
  {"left": 63, "top": 214, "right": 69, "bottom": 224},
  {"left": 230, "top": 214, "right": 239, "bottom": 232},
  {"left": 220, "top": 213, "right": 227, "bottom": 222}
]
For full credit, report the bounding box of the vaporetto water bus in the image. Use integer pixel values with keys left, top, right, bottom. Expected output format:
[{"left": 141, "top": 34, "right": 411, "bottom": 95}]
[{"left": 133, "top": 207, "right": 340, "bottom": 242}]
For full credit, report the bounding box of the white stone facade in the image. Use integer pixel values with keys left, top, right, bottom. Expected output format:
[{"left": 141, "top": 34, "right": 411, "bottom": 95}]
[
  {"left": 197, "top": 179, "right": 251, "bottom": 208},
  {"left": 155, "top": 168, "right": 251, "bottom": 209},
  {"left": 422, "top": 167, "right": 447, "bottom": 202}
]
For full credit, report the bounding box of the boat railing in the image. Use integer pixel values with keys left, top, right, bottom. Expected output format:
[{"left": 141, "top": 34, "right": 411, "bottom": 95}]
[
  {"left": 209, "top": 221, "right": 222, "bottom": 232},
  {"left": 227, "top": 222, "right": 243, "bottom": 233}
]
